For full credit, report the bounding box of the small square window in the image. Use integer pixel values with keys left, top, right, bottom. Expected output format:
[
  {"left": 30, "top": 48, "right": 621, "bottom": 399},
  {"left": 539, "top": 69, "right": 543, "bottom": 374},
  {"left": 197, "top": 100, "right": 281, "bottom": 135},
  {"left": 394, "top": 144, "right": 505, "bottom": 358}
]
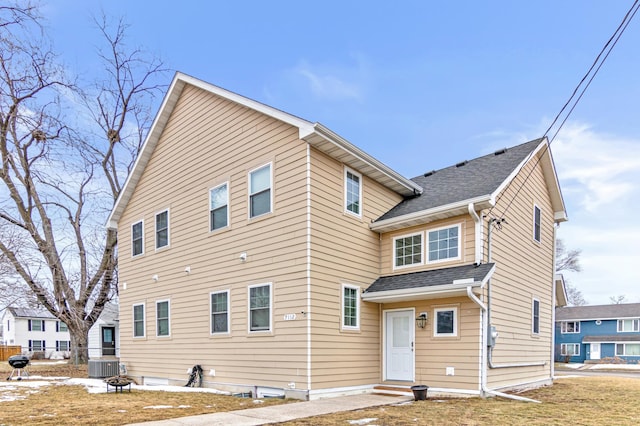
[
  {"left": 428, "top": 225, "right": 460, "bottom": 262},
  {"left": 434, "top": 307, "right": 457, "bottom": 337},
  {"left": 394, "top": 233, "right": 423, "bottom": 268}
]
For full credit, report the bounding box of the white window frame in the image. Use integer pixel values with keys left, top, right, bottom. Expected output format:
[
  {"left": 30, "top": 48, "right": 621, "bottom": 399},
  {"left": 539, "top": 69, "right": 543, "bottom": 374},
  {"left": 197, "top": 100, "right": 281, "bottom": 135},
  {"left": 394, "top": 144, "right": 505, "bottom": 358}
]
[
  {"left": 616, "top": 343, "right": 640, "bottom": 356},
  {"left": 209, "top": 182, "right": 229, "bottom": 231},
  {"left": 248, "top": 163, "right": 273, "bottom": 219},
  {"left": 29, "top": 319, "right": 44, "bottom": 332},
  {"left": 156, "top": 299, "right": 171, "bottom": 337},
  {"left": 433, "top": 306, "right": 458, "bottom": 337},
  {"left": 133, "top": 303, "right": 146, "bottom": 338},
  {"left": 393, "top": 232, "right": 424, "bottom": 270},
  {"left": 342, "top": 284, "right": 360, "bottom": 330},
  {"left": 131, "top": 220, "right": 144, "bottom": 257},
  {"left": 532, "top": 298, "right": 540, "bottom": 335},
  {"left": 344, "top": 167, "right": 362, "bottom": 217},
  {"left": 533, "top": 204, "right": 542, "bottom": 243},
  {"left": 617, "top": 319, "right": 640, "bottom": 332},
  {"left": 210, "top": 290, "right": 230, "bottom": 335},
  {"left": 561, "top": 343, "right": 580, "bottom": 356},
  {"left": 155, "top": 209, "right": 170, "bottom": 250},
  {"left": 427, "top": 224, "right": 461, "bottom": 263},
  {"left": 57, "top": 340, "right": 70, "bottom": 352},
  {"left": 561, "top": 321, "right": 580, "bottom": 334},
  {"left": 248, "top": 283, "right": 272, "bottom": 333}
]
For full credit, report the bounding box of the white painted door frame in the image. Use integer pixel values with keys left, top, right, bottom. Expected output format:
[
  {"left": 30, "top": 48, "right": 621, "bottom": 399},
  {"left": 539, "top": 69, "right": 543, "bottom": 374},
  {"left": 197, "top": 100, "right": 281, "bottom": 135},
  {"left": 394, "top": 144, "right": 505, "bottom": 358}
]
[{"left": 383, "top": 308, "right": 415, "bottom": 382}]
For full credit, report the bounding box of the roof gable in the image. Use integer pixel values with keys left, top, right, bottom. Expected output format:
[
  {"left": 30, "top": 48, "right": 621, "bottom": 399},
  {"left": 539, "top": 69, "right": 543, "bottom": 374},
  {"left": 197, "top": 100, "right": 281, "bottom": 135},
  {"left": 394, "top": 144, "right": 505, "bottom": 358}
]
[
  {"left": 107, "top": 73, "right": 420, "bottom": 229},
  {"left": 371, "top": 138, "right": 567, "bottom": 232}
]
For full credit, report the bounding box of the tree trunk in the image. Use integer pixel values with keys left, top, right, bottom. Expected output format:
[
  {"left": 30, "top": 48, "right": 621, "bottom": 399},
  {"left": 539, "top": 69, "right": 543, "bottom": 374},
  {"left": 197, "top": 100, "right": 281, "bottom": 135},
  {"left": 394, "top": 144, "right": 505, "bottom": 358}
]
[{"left": 68, "top": 324, "right": 91, "bottom": 365}]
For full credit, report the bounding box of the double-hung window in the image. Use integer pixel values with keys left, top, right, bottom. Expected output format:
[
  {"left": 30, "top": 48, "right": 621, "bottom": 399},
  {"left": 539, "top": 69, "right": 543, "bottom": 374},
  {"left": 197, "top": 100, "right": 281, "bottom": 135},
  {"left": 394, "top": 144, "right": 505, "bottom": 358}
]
[
  {"left": 561, "top": 321, "right": 580, "bottom": 333},
  {"left": 344, "top": 168, "right": 362, "bottom": 217},
  {"left": 533, "top": 205, "right": 541, "bottom": 243},
  {"left": 561, "top": 343, "right": 580, "bottom": 356},
  {"left": 56, "top": 321, "right": 68, "bottom": 332},
  {"left": 532, "top": 299, "right": 540, "bottom": 334},
  {"left": 56, "top": 340, "right": 70, "bottom": 351},
  {"left": 618, "top": 319, "right": 640, "bottom": 332},
  {"left": 249, "top": 283, "right": 271, "bottom": 332},
  {"left": 342, "top": 284, "right": 360, "bottom": 329},
  {"left": 132, "top": 220, "right": 144, "bottom": 257},
  {"left": 210, "top": 290, "right": 229, "bottom": 334},
  {"left": 133, "top": 304, "right": 145, "bottom": 338},
  {"left": 155, "top": 210, "right": 169, "bottom": 249},
  {"left": 249, "top": 164, "right": 272, "bottom": 218},
  {"left": 156, "top": 300, "right": 170, "bottom": 337},
  {"left": 434, "top": 307, "right": 457, "bottom": 337},
  {"left": 210, "top": 183, "right": 229, "bottom": 231},
  {"left": 29, "top": 340, "right": 45, "bottom": 351},
  {"left": 428, "top": 225, "right": 460, "bottom": 262},
  {"left": 394, "top": 233, "right": 423, "bottom": 268},
  {"left": 28, "top": 319, "right": 45, "bottom": 331}
]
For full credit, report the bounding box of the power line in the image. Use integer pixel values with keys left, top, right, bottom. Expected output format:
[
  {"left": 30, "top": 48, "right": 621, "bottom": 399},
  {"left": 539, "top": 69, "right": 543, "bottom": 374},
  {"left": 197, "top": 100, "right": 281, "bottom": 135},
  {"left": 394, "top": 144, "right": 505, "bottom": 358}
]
[{"left": 488, "top": 0, "right": 640, "bottom": 224}]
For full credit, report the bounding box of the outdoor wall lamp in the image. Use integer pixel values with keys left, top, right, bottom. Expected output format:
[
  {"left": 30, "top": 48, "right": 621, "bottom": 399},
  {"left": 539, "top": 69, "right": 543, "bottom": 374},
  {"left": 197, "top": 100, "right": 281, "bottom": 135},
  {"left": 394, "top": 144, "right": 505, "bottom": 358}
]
[{"left": 416, "top": 313, "right": 427, "bottom": 329}]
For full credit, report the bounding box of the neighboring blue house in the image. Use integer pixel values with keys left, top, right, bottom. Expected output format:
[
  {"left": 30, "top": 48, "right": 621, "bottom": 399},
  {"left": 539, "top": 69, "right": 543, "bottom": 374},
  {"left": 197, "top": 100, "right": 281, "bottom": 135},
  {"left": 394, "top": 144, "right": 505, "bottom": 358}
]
[{"left": 555, "top": 303, "right": 640, "bottom": 363}]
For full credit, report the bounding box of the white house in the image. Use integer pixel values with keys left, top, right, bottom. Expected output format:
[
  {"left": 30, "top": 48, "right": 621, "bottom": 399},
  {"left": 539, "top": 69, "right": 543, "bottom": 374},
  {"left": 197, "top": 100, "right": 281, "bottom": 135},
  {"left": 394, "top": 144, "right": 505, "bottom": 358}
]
[
  {"left": 1, "top": 307, "right": 71, "bottom": 358},
  {"left": 88, "top": 302, "right": 119, "bottom": 359}
]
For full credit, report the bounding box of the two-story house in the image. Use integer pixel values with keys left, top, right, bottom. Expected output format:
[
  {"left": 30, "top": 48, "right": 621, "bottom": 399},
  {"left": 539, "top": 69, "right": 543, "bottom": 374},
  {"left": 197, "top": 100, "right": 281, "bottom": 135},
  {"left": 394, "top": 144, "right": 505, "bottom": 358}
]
[
  {"left": 1, "top": 307, "right": 71, "bottom": 358},
  {"left": 556, "top": 303, "right": 640, "bottom": 363},
  {"left": 107, "top": 72, "right": 567, "bottom": 400}
]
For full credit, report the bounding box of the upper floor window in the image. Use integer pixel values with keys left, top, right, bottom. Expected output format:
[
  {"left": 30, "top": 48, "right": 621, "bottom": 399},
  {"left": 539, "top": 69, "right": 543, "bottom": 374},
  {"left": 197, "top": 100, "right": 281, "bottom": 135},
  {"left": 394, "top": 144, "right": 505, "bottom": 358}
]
[
  {"left": 249, "top": 283, "right": 271, "bottom": 332},
  {"left": 394, "top": 233, "right": 423, "bottom": 268},
  {"left": 133, "top": 303, "right": 145, "bottom": 338},
  {"left": 428, "top": 225, "right": 460, "bottom": 262},
  {"left": 156, "top": 300, "right": 170, "bottom": 337},
  {"left": 561, "top": 321, "right": 580, "bottom": 334},
  {"left": 210, "top": 183, "right": 229, "bottom": 231},
  {"left": 434, "top": 307, "right": 457, "bottom": 337},
  {"left": 342, "top": 284, "right": 360, "bottom": 329},
  {"left": 132, "top": 220, "right": 144, "bottom": 257},
  {"left": 28, "top": 319, "right": 45, "bottom": 331},
  {"left": 533, "top": 204, "right": 541, "bottom": 243},
  {"left": 56, "top": 321, "right": 68, "bottom": 332},
  {"left": 532, "top": 298, "right": 540, "bottom": 334},
  {"left": 249, "top": 164, "right": 272, "bottom": 218},
  {"left": 344, "top": 168, "right": 362, "bottom": 217},
  {"left": 618, "top": 319, "right": 640, "bottom": 332},
  {"left": 155, "top": 210, "right": 169, "bottom": 249},
  {"left": 210, "top": 290, "right": 229, "bottom": 334}
]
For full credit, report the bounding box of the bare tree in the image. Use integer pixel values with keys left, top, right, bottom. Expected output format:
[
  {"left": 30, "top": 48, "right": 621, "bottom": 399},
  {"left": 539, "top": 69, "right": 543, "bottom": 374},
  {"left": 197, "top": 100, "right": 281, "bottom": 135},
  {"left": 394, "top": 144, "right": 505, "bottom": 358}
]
[
  {"left": 555, "top": 239, "right": 586, "bottom": 306},
  {"left": 0, "top": 2, "right": 166, "bottom": 362},
  {"left": 609, "top": 295, "right": 628, "bottom": 305}
]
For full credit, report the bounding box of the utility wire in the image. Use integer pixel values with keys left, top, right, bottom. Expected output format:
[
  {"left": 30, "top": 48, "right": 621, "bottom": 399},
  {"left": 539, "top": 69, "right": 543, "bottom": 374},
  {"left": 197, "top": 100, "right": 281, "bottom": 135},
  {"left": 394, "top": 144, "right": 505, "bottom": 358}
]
[{"left": 487, "top": 0, "right": 640, "bottom": 225}]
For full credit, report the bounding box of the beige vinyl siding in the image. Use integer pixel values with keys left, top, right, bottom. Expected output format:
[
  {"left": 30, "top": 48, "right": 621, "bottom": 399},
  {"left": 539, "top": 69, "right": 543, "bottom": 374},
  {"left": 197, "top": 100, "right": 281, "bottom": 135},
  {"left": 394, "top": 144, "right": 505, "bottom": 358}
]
[
  {"left": 118, "top": 85, "right": 312, "bottom": 388},
  {"left": 382, "top": 297, "right": 481, "bottom": 391},
  {"left": 485, "top": 155, "right": 554, "bottom": 389},
  {"left": 380, "top": 217, "right": 476, "bottom": 276},
  {"left": 307, "top": 148, "right": 402, "bottom": 390}
]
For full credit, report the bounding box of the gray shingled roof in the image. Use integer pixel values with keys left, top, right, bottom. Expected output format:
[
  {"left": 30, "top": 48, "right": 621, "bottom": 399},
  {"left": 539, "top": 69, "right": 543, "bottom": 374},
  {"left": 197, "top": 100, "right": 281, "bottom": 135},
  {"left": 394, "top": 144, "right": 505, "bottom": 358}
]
[
  {"left": 7, "top": 307, "right": 56, "bottom": 319},
  {"left": 556, "top": 303, "right": 640, "bottom": 321},
  {"left": 375, "top": 138, "right": 544, "bottom": 222},
  {"left": 582, "top": 335, "right": 640, "bottom": 343},
  {"left": 364, "top": 263, "right": 495, "bottom": 294}
]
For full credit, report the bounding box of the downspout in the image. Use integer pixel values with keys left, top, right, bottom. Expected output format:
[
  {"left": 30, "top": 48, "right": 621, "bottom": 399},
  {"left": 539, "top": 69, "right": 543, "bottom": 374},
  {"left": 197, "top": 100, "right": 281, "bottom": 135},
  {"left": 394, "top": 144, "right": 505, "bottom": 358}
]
[
  {"left": 468, "top": 204, "right": 482, "bottom": 265},
  {"left": 551, "top": 222, "right": 559, "bottom": 379},
  {"left": 486, "top": 217, "right": 547, "bottom": 370}
]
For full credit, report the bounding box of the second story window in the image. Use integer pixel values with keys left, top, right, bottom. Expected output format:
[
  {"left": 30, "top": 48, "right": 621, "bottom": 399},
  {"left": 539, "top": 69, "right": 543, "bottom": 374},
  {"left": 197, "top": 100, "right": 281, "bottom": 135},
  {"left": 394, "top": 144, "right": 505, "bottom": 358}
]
[
  {"left": 249, "top": 164, "right": 272, "bottom": 218},
  {"left": 28, "top": 319, "right": 45, "bottom": 331},
  {"left": 394, "top": 233, "right": 423, "bottom": 268},
  {"left": 561, "top": 321, "right": 580, "bottom": 333},
  {"left": 56, "top": 321, "right": 68, "bottom": 332},
  {"left": 210, "top": 183, "right": 229, "bottom": 231},
  {"left": 132, "top": 220, "right": 144, "bottom": 257},
  {"left": 344, "top": 168, "right": 362, "bottom": 217},
  {"left": 428, "top": 225, "right": 460, "bottom": 262},
  {"left": 533, "top": 204, "right": 541, "bottom": 243},
  {"left": 155, "top": 210, "right": 169, "bottom": 249},
  {"left": 618, "top": 319, "right": 640, "bottom": 332}
]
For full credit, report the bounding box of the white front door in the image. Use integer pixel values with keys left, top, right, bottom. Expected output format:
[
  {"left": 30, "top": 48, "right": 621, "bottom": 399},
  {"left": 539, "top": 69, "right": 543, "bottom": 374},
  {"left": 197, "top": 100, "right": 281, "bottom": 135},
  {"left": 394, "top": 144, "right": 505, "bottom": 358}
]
[
  {"left": 385, "top": 310, "right": 414, "bottom": 381},
  {"left": 590, "top": 343, "right": 601, "bottom": 360}
]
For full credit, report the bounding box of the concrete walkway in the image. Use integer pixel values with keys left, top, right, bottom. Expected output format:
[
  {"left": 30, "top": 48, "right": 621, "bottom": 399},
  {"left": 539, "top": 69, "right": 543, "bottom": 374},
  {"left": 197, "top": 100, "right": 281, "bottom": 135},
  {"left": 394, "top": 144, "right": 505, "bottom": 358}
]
[{"left": 128, "top": 393, "right": 413, "bottom": 426}]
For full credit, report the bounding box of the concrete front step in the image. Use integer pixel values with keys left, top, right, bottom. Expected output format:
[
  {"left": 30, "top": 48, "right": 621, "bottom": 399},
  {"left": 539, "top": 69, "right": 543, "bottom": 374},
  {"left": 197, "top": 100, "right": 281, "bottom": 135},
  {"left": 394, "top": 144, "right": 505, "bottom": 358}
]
[{"left": 372, "top": 385, "right": 414, "bottom": 397}]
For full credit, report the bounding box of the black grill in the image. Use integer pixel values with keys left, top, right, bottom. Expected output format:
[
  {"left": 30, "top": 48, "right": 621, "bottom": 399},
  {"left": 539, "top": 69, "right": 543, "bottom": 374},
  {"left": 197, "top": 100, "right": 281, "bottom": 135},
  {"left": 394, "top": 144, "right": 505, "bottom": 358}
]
[{"left": 8, "top": 355, "right": 29, "bottom": 369}]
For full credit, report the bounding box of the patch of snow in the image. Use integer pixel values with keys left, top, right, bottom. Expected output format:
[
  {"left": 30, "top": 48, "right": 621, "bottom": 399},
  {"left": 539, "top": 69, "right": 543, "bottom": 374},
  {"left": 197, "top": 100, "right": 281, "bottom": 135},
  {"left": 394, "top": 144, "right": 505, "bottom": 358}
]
[
  {"left": 60, "top": 378, "right": 231, "bottom": 395},
  {"left": 559, "top": 363, "right": 584, "bottom": 369},
  {"left": 348, "top": 418, "right": 378, "bottom": 425},
  {"left": 253, "top": 399, "right": 264, "bottom": 404},
  {"left": 144, "top": 405, "right": 174, "bottom": 409},
  {"left": 177, "top": 405, "right": 191, "bottom": 408},
  {"left": 589, "top": 363, "right": 640, "bottom": 370}
]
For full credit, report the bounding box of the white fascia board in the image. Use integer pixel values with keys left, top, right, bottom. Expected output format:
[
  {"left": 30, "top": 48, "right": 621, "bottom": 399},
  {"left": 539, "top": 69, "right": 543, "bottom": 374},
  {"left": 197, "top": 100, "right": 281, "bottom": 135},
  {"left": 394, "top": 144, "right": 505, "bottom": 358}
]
[
  {"left": 369, "top": 195, "right": 493, "bottom": 232},
  {"left": 362, "top": 282, "right": 483, "bottom": 303},
  {"left": 310, "top": 123, "right": 423, "bottom": 196},
  {"left": 558, "top": 316, "right": 639, "bottom": 322}
]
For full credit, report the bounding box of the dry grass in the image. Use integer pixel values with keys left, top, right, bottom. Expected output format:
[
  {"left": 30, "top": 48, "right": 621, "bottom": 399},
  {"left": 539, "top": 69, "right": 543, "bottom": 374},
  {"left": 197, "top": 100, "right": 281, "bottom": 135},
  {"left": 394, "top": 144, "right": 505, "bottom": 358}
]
[
  {"left": 278, "top": 377, "right": 640, "bottom": 425},
  {"left": 0, "top": 361, "right": 289, "bottom": 425}
]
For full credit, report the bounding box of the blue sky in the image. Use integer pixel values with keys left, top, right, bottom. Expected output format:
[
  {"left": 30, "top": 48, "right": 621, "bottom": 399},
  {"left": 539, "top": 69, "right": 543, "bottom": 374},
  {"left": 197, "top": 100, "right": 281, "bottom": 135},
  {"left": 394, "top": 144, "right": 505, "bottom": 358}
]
[{"left": 44, "top": 1, "right": 640, "bottom": 304}]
